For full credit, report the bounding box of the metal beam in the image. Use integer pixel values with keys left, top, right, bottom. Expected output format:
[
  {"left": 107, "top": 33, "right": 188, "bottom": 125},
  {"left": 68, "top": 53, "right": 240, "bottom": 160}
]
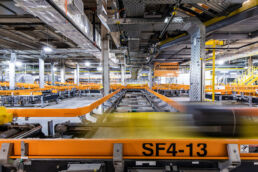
[
  {"left": 39, "top": 57, "right": 45, "bottom": 88},
  {"left": 207, "top": 33, "right": 249, "bottom": 40},
  {"left": 0, "top": 15, "right": 42, "bottom": 24},
  {"left": 0, "top": 28, "right": 40, "bottom": 49},
  {"left": 107, "top": 18, "right": 187, "bottom": 25},
  {"left": 9, "top": 53, "right": 16, "bottom": 90}
]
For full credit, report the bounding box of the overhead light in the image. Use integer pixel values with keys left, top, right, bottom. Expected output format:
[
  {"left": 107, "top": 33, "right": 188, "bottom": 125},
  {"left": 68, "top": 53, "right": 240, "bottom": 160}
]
[
  {"left": 172, "top": 17, "right": 183, "bottom": 23},
  {"left": 97, "top": 67, "right": 102, "bottom": 71},
  {"left": 164, "top": 17, "right": 183, "bottom": 23},
  {"left": 244, "top": 66, "right": 248, "bottom": 69},
  {"left": 43, "top": 46, "right": 53, "bottom": 53},
  {"left": 15, "top": 61, "right": 23, "bottom": 67},
  {"left": 217, "top": 60, "right": 224, "bottom": 65},
  {"left": 53, "top": 67, "right": 57, "bottom": 72},
  {"left": 164, "top": 17, "right": 169, "bottom": 23},
  {"left": 85, "top": 62, "right": 90, "bottom": 67}
]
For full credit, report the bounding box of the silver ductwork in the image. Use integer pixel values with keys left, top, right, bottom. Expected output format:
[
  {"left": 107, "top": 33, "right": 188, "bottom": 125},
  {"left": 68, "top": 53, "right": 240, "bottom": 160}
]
[
  {"left": 14, "top": 0, "right": 101, "bottom": 59},
  {"left": 214, "top": 45, "right": 258, "bottom": 63}
]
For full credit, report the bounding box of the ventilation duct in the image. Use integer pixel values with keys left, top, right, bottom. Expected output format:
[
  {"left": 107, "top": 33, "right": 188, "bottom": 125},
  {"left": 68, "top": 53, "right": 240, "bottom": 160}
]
[
  {"left": 67, "top": 0, "right": 84, "bottom": 15},
  {"left": 14, "top": 0, "right": 101, "bottom": 58}
]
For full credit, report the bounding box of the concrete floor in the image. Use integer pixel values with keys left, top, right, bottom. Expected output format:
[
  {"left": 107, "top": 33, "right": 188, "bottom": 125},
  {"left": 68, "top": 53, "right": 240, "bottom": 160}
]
[
  {"left": 14, "top": 96, "right": 100, "bottom": 135},
  {"left": 45, "top": 96, "right": 100, "bottom": 109},
  {"left": 171, "top": 96, "right": 190, "bottom": 102}
]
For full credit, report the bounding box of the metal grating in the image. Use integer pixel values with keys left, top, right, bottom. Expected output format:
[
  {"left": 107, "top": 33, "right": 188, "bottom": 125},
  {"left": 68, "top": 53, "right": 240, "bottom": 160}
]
[
  {"left": 122, "top": 0, "right": 145, "bottom": 17},
  {"left": 189, "top": 27, "right": 205, "bottom": 102}
]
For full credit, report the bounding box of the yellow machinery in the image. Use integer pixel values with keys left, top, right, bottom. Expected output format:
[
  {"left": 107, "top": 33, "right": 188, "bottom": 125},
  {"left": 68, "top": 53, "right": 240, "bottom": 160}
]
[
  {"left": 205, "top": 39, "right": 224, "bottom": 102},
  {"left": 236, "top": 66, "right": 258, "bottom": 85},
  {"left": 0, "top": 106, "right": 12, "bottom": 125}
]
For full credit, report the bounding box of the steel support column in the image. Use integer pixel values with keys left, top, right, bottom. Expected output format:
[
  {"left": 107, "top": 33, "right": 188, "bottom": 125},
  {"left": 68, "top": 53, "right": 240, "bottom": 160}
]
[
  {"left": 9, "top": 53, "right": 16, "bottom": 90},
  {"left": 60, "top": 61, "right": 65, "bottom": 83},
  {"left": 121, "top": 65, "right": 125, "bottom": 85},
  {"left": 102, "top": 38, "right": 110, "bottom": 96},
  {"left": 39, "top": 57, "right": 45, "bottom": 88},
  {"left": 76, "top": 62, "right": 80, "bottom": 86},
  {"left": 148, "top": 65, "right": 153, "bottom": 89},
  {"left": 189, "top": 19, "right": 205, "bottom": 101},
  {"left": 51, "top": 63, "right": 55, "bottom": 85},
  {"left": 248, "top": 56, "right": 253, "bottom": 69},
  {"left": 74, "top": 68, "right": 77, "bottom": 85},
  {"left": 101, "top": 25, "right": 110, "bottom": 96}
]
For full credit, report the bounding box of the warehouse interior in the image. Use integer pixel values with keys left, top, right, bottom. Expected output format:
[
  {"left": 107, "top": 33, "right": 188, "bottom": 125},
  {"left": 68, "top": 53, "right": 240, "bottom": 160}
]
[{"left": 0, "top": 0, "right": 257, "bottom": 171}]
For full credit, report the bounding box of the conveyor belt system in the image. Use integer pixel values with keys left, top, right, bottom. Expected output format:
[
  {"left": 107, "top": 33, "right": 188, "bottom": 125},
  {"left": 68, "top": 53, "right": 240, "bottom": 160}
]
[{"left": 0, "top": 89, "right": 258, "bottom": 172}]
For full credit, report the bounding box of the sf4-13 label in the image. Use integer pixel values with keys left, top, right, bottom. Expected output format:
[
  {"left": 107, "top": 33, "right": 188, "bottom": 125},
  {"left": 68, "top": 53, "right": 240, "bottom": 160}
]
[{"left": 142, "top": 143, "right": 207, "bottom": 157}]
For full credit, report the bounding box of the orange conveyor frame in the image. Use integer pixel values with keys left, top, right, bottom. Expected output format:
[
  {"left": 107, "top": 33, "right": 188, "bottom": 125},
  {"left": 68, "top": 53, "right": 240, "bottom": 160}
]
[{"left": 0, "top": 88, "right": 258, "bottom": 161}]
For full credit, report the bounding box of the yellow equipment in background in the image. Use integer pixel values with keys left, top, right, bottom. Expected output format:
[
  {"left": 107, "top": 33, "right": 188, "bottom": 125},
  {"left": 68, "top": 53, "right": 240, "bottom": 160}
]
[
  {"left": 0, "top": 106, "right": 13, "bottom": 124},
  {"left": 205, "top": 39, "right": 224, "bottom": 102}
]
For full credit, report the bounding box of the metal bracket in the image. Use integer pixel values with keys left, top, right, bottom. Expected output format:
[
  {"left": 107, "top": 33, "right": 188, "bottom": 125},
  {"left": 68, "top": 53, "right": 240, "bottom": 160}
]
[
  {"left": 19, "top": 141, "right": 31, "bottom": 169},
  {"left": 63, "top": 163, "right": 102, "bottom": 172},
  {"left": 113, "top": 143, "right": 124, "bottom": 172},
  {"left": 21, "top": 141, "right": 28, "bottom": 160},
  {"left": 219, "top": 144, "right": 241, "bottom": 171},
  {"left": 0, "top": 143, "right": 13, "bottom": 167}
]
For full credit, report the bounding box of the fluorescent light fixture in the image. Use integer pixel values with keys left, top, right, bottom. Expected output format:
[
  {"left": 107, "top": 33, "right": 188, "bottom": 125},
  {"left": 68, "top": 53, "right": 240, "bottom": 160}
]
[
  {"left": 53, "top": 67, "right": 57, "bottom": 72},
  {"left": 172, "top": 17, "right": 183, "bottom": 23},
  {"left": 217, "top": 60, "right": 224, "bottom": 65},
  {"left": 164, "top": 17, "right": 169, "bottom": 23},
  {"left": 164, "top": 17, "right": 183, "bottom": 23},
  {"left": 43, "top": 46, "right": 53, "bottom": 53},
  {"left": 15, "top": 61, "right": 23, "bottom": 67},
  {"left": 85, "top": 62, "right": 90, "bottom": 67},
  {"left": 97, "top": 67, "right": 102, "bottom": 71},
  {"left": 244, "top": 66, "right": 248, "bottom": 69}
]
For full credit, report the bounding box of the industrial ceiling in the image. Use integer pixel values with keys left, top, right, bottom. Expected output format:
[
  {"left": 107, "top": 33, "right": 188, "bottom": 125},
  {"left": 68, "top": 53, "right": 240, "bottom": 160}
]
[{"left": 0, "top": 0, "right": 257, "bottom": 70}]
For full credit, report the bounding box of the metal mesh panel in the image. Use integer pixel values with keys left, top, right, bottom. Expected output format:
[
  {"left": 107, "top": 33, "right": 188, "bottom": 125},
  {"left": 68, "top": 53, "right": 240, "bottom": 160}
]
[
  {"left": 122, "top": 0, "right": 145, "bottom": 17},
  {"left": 189, "top": 28, "right": 205, "bottom": 101}
]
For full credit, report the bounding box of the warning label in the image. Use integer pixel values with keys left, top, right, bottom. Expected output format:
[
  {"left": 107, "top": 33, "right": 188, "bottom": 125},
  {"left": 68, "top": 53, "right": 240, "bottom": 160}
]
[
  {"left": 240, "top": 145, "right": 258, "bottom": 153},
  {"left": 240, "top": 145, "right": 249, "bottom": 153}
]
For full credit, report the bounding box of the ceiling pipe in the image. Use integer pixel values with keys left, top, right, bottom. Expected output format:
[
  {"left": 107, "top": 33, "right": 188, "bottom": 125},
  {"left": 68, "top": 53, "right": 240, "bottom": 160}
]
[{"left": 14, "top": 0, "right": 101, "bottom": 59}]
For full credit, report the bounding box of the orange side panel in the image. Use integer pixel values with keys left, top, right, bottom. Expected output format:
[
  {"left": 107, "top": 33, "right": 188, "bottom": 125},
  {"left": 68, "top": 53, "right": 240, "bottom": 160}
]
[
  {"left": 0, "top": 139, "right": 258, "bottom": 160},
  {"left": 7, "top": 89, "right": 121, "bottom": 117},
  {"left": 146, "top": 88, "right": 185, "bottom": 112}
]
